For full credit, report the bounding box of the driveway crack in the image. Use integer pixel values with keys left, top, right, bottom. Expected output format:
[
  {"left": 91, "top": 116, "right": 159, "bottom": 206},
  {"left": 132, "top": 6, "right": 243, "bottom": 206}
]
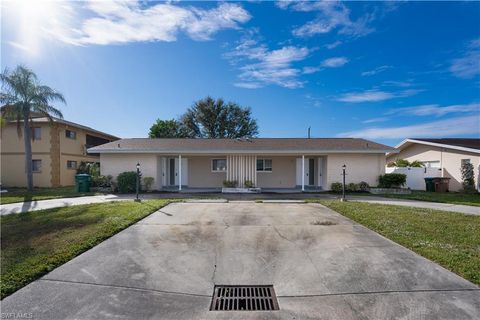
[{"left": 272, "top": 226, "right": 323, "bottom": 279}]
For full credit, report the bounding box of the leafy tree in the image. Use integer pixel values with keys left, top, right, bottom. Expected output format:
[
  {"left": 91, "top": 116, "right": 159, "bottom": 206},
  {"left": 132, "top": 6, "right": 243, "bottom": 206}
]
[
  {"left": 180, "top": 96, "right": 258, "bottom": 138},
  {"left": 149, "top": 119, "right": 190, "bottom": 138},
  {"left": 1, "top": 66, "right": 65, "bottom": 191}
]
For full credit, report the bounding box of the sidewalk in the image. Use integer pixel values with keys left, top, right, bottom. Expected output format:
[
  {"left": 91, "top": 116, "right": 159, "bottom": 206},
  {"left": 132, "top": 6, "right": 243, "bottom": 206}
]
[
  {"left": 347, "top": 195, "right": 480, "bottom": 216},
  {"left": 0, "top": 194, "right": 134, "bottom": 215},
  {"left": 1, "top": 193, "right": 479, "bottom": 216}
]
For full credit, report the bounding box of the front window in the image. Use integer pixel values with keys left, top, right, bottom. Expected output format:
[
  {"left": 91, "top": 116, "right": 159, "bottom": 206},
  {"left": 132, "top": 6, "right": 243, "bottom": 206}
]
[
  {"left": 257, "top": 159, "right": 272, "bottom": 172},
  {"left": 67, "top": 160, "right": 77, "bottom": 169},
  {"left": 32, "top": 159, "right": 42, "bottom": 172},
  {"left": 212, "top": 159, "right": 227, "bottom": 172},
  {"left": 66, "top": 129, "right": 77, "bottom": 139},
  {"left": 461, "top": 159, "right": 471, "bottom": 166},
  {"left": 32, "top": 127, "right": 41, "bottom": 140}
]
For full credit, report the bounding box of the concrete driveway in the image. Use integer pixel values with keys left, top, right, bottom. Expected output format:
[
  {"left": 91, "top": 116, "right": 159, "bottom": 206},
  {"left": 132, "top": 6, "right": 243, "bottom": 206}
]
[{"left": 2, "top": 202, "right": 479, "bottom": 319}]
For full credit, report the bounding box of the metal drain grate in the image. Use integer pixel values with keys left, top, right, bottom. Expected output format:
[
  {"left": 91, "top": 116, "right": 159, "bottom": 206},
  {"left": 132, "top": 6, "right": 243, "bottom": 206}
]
[{"left": 210, "top": 285, "right": 279, "bottom": 311}]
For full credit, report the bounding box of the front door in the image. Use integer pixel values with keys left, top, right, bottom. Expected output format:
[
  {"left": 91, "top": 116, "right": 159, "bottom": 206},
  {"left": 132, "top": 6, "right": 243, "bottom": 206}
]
[
  {"left": 308, "top": 158, "right": 315, "bottom": 185},
  {"left": 169, "top": 158, "right": 175, "bottom": 186}
]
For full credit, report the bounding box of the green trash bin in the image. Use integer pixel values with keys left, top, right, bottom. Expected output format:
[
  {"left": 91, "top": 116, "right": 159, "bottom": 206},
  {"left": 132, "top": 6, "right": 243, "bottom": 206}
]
[
  {"left": 75, "top": 174, "right": 91, "bottom": 192},
  {"left": 424, "top": 177, "right": 435, "bottom": 192}
]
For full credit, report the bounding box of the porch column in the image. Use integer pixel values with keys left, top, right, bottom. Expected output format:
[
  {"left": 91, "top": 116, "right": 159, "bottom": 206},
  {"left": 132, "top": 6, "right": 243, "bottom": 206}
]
[
  {"left": 178, "top": 154, "right": 182, "bottom": 191},
  {"left": 301, "top": 155, "right": 305, "bottom": 191}
]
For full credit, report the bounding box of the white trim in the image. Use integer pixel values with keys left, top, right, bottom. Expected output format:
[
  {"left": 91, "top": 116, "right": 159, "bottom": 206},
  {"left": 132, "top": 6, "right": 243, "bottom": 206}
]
[
  {"left": 88, "top": 148, "right": 394, "bottom": 154},
  {"left": 391, "top": 139, "right": 480, "bottom": 155},
  {"left": 178, "top": 155, "right": 182, "bottom": 191},
  {"left": 301, "top": 155, "right": 305, "bottom": 191}
]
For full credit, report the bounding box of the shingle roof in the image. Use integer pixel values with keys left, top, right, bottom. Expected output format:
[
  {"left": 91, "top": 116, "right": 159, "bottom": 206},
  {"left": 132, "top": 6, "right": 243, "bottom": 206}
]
[
  {"left": 411, "top": 138, "right": 480, "bottom": 150},
  {"left": 88, "top": 138, "right": 395, "bottom": 154}
]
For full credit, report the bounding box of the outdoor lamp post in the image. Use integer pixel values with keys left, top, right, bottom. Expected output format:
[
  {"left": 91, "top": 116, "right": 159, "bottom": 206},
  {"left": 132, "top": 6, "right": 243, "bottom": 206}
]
[
  {"left": 341, "top": 164, "right": 346, "bottom": 202},
  {"left": 135, "top": 162, "right": 141, "bottom": 202}
]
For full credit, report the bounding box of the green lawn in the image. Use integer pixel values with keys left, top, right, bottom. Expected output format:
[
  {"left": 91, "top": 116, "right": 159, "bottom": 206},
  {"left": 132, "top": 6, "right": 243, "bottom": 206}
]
[
  {"left": 0, "top": 199, "right": 172, "bottom": 298},
  {"left": 377, "top": 191, "right": 480, "bottom": 207},
  {"left": 313, "top": 200, "right": 480, "bottom": 286},
  {"left": 0, "top": 187, "right": 100, "bottom": 205}
]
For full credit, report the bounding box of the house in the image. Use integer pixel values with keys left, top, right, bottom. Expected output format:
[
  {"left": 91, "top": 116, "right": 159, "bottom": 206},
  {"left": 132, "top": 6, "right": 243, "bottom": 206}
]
[
  {"left": 386, "top": 138, "right": 480, "bottom": 191},
  {"left": 1, "top": 117, "right": 119, "bottom": 187},
  {"left": 88, "top": 138, "right": 395, "bottom": 191}
]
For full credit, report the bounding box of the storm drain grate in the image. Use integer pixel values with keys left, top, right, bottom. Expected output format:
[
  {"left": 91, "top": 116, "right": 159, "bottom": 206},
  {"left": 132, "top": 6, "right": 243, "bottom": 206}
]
[{"left": 210, "top": 285, "right": 279, "bottom": 311}]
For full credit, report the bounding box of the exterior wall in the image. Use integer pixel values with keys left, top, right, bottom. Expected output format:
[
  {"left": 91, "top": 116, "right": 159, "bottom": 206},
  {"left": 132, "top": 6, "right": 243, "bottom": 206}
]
[
  {"left": 326, "top": 153, "right": 386, "bottom": 188},
  {"left": 257, "top": 156, "right": 296, "bottom": 188},
  {"left": 188, "top": 156, "right": 226, "bottom": 188},
  {"left": 1, "top": 122, "right": 116, "bottom": 188},
  {"left": 387, "top": 144, "right": 480, "bottom": 191},
  {"left": 100, "top": 154, "right": 160, "bottom": 190}
]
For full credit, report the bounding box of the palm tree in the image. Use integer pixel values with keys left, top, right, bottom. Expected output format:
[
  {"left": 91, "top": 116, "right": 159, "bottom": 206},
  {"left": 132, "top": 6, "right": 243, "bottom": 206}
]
[{"left": 1, "top": 66, "right": 65, "bottom": 191}]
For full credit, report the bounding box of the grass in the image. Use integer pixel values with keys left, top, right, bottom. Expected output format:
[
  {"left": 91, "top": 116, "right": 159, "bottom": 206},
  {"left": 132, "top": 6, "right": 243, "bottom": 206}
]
[
  {"left": 0, "top": 199, "right": 173, "bottom": 299},
  {"left": 311, "top": 199, "right": 480, "bottom": 286},
  {"left": 377, "top": 190, "right": 480, "bottom": 207},
  {"left": 0, "top": 187, "right": 102, "bottom": 205}
]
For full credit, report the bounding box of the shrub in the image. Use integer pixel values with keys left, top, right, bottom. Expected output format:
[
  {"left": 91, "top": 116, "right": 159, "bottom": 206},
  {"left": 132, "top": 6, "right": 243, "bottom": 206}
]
[
  {"left": 223, "top": 180, "right": 237, "bottom": 188},
  {"left": 359, "top": 181, "right": 370, "bottom": 192},
  {"left": 330, "top": 182, "right": 343, "bottom": 193},
  {"left": 387, "top": 159, "right": 424, "bottom": 168},
  {"left": 244, "top": 180, "right": 255, "bottom": 188},
  {"left": 143, "top": 177, "right": 154, "bottom": 191},
  {"left": 90, "top": 174, "right": 113, "bottom": 188},
  {"left": 378, "top": 173, "right": 406, "bottom": 188},
  {"left": 347, "top": 183, "right": 358, "bottom": 192},
  {"left": 461, "top": 161, "right": 476, "bottom": 193},
  {"left": 117, "top": 171, "right": 139, "bottom": 193}
]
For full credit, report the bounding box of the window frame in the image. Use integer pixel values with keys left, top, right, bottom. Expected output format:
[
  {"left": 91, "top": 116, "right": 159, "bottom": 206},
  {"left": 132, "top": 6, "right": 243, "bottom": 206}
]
[
  {"left": 32, "top": 159, "right": 42, "bottom": 172},
  {"left": 67, "top": 160, "right": 78, "bottom": 170},
  {"left": 461, "top": 159, "right": 471, "bottom": 166},
  {"left": 211, "top": 158, "right": 227, "bottom": 172},
  {"left": 32, "top": 127, "right": 42, "bottom": 140},
  {"left": 65, "top": 129, "right": 77, "bottom": 140},
  {"left": 257, "top": 159, "right": 273, "bottom": 172}
]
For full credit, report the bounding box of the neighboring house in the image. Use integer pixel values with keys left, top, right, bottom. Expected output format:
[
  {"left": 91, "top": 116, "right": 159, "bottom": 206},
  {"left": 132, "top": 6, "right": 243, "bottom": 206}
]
[
  {"left": 1, "top": 117, "right": 119, "bottom": 187},
  {"left": 386, "top": 138, "right": 480, "bottom": 192},
  {"left": 88, "top": 138, "right": 395, "bottom": 191}
]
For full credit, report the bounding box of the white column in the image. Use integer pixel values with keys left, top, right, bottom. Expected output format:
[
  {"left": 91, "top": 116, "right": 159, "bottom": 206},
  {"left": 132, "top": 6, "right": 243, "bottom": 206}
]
[
  {"left": 178, "top": 154, "right": 182, "bottom": 191},
  {"left": 301, "top": 155, "right": 305, "bottom": 191}
]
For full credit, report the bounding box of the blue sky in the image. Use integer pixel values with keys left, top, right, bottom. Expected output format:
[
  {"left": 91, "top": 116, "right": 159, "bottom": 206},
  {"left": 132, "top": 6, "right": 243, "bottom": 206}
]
[{"left": 2, "top": 1, "right": 479, "bottom": 146}]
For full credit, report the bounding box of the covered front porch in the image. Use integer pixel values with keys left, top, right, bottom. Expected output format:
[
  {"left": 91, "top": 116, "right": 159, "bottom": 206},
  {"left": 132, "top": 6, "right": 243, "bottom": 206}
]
[{"left": 156, "top": 154, "right": 328, "bottom": 192}]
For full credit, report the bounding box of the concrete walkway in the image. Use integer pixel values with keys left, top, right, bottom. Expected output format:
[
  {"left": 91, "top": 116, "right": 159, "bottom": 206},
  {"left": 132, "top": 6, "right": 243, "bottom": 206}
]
[
  {"left": 1, "top": 192, "right": 479, "bottom": 216},
  {"left": 0, "top": 194, "right": 133, "bottom": 215},
  {"left": 347, "top": 196, "right": 480, "bottom": 216}
]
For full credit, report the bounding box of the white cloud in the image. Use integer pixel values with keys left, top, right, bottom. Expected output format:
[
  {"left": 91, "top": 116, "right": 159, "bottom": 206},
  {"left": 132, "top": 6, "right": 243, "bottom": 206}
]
[
  {"left": 325, "top": 40, "right": 342, "bottom": 49},
  {"left": 302, "top": 66, "right": 321, "bottom": 74},
  {"left": 361, "top": 65, "right": 391, "bottom": 76},
  {"left": 321, "top": 57, "right": 349, "bottom": 68},
  {"left": 338, "top": 116, "right": 480, "bottom": 139},
  {"left": 278, "top": 1, "right": 374, "bottom": 38},
  {"left": 362, "top": 117, "right": 389, "bottom": 124},
  {"left": 226, "top": 34, "right": 311, "bottom": 89},
  {"left": 387, "top": 103, "right": 480, "bottom": 117},
  {"left": 449, "top": 38, "right": 480, "bottom": 79},
  {"left": 18, "top": 1, "right": 251, "bottom": 46},
  {"left": 337, "top": 88, "right": 421, "bottom": 103}
]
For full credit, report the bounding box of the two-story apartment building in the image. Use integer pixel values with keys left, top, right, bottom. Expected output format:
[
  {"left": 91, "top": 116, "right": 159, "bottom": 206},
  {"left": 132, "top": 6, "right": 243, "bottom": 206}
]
[{"left": 1, "top": 117, "right": 118, "bottom": 187}]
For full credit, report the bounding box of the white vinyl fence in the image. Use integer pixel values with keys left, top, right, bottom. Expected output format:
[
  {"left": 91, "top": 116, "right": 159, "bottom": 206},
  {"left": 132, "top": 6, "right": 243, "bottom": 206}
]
[{"left": 386, "top": 167, "right": 442, "bottom": 190}]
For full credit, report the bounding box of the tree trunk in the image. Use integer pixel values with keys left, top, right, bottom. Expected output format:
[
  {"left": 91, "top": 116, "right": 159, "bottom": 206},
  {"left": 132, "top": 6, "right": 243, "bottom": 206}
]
[{"left": 23, "top": 113, "right": 34, "bottom": 191}]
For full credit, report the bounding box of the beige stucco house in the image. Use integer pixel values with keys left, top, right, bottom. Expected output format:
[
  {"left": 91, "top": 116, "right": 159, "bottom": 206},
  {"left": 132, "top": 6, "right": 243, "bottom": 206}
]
[
  {"left": 1, "top": 117, "right": 118, "bottom": 187},
  {"left": 386, "top": 138, "right": 480, "bottom": 191},
  {"left": 88, "top": 138, "right": 394, "bottom": 191}
]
